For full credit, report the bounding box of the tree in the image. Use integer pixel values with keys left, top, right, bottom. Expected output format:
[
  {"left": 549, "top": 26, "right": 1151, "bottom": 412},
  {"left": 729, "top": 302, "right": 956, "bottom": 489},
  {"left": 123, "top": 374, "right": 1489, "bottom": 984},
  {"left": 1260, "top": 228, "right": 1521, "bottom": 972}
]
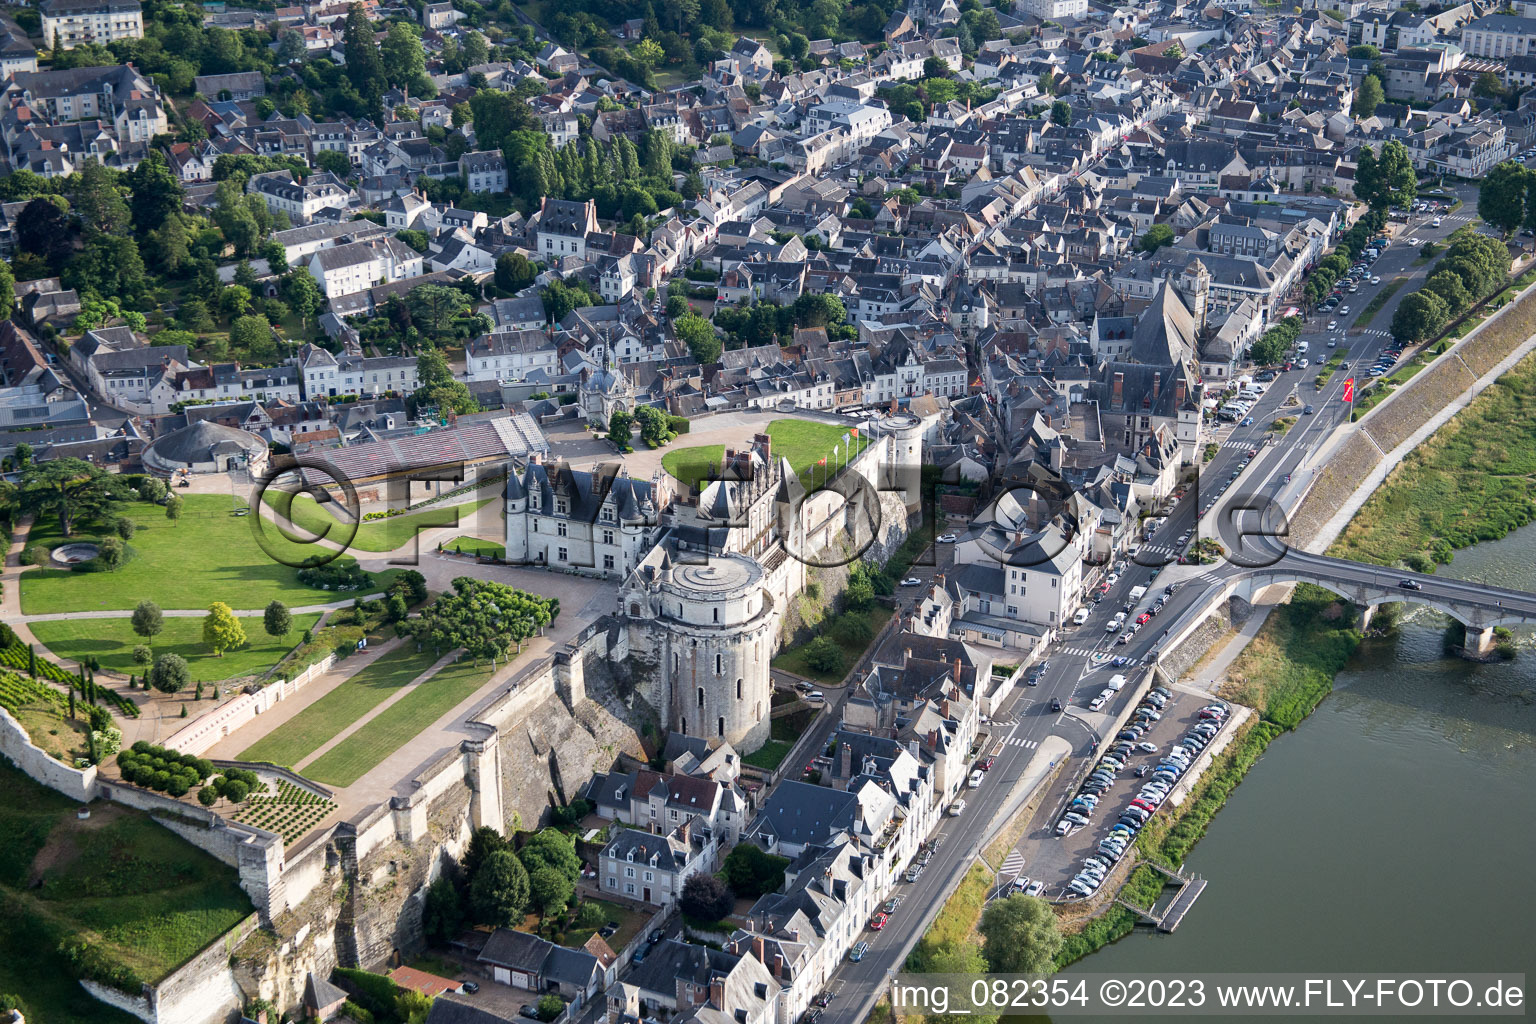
[
  {"left": 1474, "top": 71, "right": 1506, "bottom": 102},
  {"left": 1391, "top": 289, "right": 1449, "bottom": 345},
  {"left": 422, "top": 875, "right": 464, "bottom": 944},
  {"left": 495, "top": 252, "right": 537, "bottom": 292},
  {"left": 518, "top": 829, "right": 582, "bottom": 888},
  {"left": 166, "top": 494, "right": 184, "bottom": 526},
  {"left": 133, "top": 645, "right": 152, "bottom": 667},
  {"left": 1138, "top": 223, "right": 1175, "bottom": 253},
  {"left": 285, "top": 270, "right": 322, "bottom": 330},
  {"left": 74, "top": 159, "right": 131, "bottom": 236},
  {"left": 414, "top": 346, "right": 480, "bottom": 416},
  {"left": 1354, "top": 140, "right": 1416, "bottom": 209},
  {"left": 527, "top": 865, "right": 575, "bottom": 917},
  {"left": 470, "top": 849, "right": 530, "bottom": 927},
  {"left": 924, "top": 56, "right": 950, "bottom": 79},
  {"left": 1478, "top": 160, "right": 1531, "bottom": 236},
  {"left": 0, "top": 259, "right": 14, "bottom": 322},
  {"left": 15, "top": 198, "right": 72, "bottom": 268},
  {"left": 412, "top": 577, "right": 557, "bottom": 663},
  {"left": 1424, "top": 269, "right": 1473, "bottom": 314},
  {"left": 1050, "top": 100, "right": 1072, "bottom": 126},
  {"left": 132, "top": 600, "right": 164, "bottom": 643},
  {"left": 463, "top": 825, "right": 509, "bottom": 881},
  {"left": 150, "top": 652, "right": 191, "bottom": 693},
  {"left": 978, "top": 895, "right": 1063, "bottom": 973},
  {"left": 721, "top": 844, "right": 789, "bottom": 897},
  {"left": 203, "top": 601, "right": 248, "bottom": 656},
  {"left": 230, "top": 315, "right": 275, "bottom": 358},
  {"left": 680, "top": 873, "right": 734, "bottom": 921},
  {"left": 264, "top": 600, "right": 292, "bottom": 639},
  {"left": 20, "top": 458, "right": 110, "bottom": 537},
  {"left": 381, "top": 22, "right": 427, "bottom": 89},
  {"left": 126, "top": 151, "right": 185, "bottom": 233},
  {"left": 607, "top": 408, "right": 634, "bottom": 449},
  {"left": 791, "top": 292, "right": 846, "bottom": 329},
  {"left": 536, "top": 995, "right": 564, "bottom": 1022},
  {"left": 97, "top": 535, "right": 125, "bottom": 571},
  {"left": 343, "top": 3, "right": 387, "bottom": 116},
  {"left": 803, "top": 636, "right": 845, "bottom": 674},
  {"left": 634, "top": 404, "right": 674, "bottom": 447},
  {"left": 633, "top": 38, "right": 665, "bottom": 74},
  {"left": 675, "top": 312, "right": 722, "bottom": 364},
  {"left": 1353, "top": 74, "right": 1385, "bottom": 118}
]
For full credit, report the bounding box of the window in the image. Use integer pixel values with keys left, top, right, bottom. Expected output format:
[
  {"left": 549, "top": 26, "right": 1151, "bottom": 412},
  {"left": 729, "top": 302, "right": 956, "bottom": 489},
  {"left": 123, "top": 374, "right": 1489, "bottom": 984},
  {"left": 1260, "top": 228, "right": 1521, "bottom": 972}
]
[
  {"left": 644, "top": 871, "right": 654, "bottom": 882},
  {"left": 557, "top": 522, "right": 567, "bottom": 537},
  {"left": 718, "top": 716, "right": 725, "bottom": 737},
  {"left": 737, "top": 678, "right": 742, "bottom": 699},
  {"left": 557, "top": 546, "right": 568, "bottom": 562},
  {"left": 697, "top": 686, "right": 705, "bottom": 709},
  {"left": 604, "top": 554, "right": 615, "bottom": 570},
  {"left": 607, "top": 877, "right": 617, "bottom": 889},
  {"left": 625, "top": 883, "right": 635, "bottom": 895},
  {"left": 715, "top": 653, "right": 723, "bottom": 673},
  {"left": 625, "top": 866, "right": 635, "bottom": 878},
  {"left": 603, "top": 529, "right": 614, "bottom": 545}
]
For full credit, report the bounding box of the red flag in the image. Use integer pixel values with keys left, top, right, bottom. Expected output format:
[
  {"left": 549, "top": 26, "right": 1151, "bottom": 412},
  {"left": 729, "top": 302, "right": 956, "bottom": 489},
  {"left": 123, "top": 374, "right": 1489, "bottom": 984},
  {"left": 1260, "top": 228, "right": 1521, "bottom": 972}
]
[
  {"left": 818, "top": 457, "right": 826, "bottom": 465},
  {"left": 850, "top": 427, "right": 859, "bottom": 437},
  {"left": 1342, "top": 378, "right": 1354, "bottom": 403}
]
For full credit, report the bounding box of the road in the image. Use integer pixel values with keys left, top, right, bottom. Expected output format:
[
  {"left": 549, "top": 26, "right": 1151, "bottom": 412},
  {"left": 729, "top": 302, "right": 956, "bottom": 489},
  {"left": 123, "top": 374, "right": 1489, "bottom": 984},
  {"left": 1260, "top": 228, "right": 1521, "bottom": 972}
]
[{"left": 818, "top": 186, "right": 1487, "bottom": 1024}]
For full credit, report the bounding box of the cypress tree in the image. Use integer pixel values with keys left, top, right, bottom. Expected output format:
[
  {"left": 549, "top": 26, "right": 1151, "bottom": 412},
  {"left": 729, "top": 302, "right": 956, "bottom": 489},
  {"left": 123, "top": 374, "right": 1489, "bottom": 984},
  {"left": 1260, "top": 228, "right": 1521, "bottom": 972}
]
[{"left": 27, "top": 643, "right": 36, "bottom": 678}]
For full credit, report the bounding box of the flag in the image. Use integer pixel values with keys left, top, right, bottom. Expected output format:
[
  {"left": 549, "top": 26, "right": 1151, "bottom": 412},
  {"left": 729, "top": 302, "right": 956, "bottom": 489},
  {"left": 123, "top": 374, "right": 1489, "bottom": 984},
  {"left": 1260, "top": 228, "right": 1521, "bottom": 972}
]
[
  {"left": 818, "top": 458, "right": 827, "bottom": 466},
  {"left": 850, "top": 427, "right": 859, "bottom": 437},
  {"left": 1342, "top": 378, "right": 1354, "bottom": 403}
]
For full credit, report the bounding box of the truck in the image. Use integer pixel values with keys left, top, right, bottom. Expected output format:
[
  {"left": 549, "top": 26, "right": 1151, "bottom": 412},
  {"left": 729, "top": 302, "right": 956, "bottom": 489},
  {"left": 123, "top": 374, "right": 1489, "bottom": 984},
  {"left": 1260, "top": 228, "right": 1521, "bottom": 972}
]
[{"left": 1128, "top": 585, "right": 1148, "bottom": 604}]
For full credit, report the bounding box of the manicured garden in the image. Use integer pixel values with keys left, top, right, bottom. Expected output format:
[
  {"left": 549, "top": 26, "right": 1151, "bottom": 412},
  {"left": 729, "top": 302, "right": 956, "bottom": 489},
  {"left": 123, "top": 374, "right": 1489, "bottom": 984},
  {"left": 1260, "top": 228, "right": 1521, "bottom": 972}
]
[
  {"left": 0, "top": 760, "right": 252, "bottom": 1017},
  {"left": 227, "top": 777, "right": 337, "bottom": 847},
  {"left": 31, "top": 612, "right": 322, "bottom": 683},
  {"left": 661, "top": 418, "right": 870, "bottom": 491},
  {"left": 301, "top": 654, "right": 496, "bottom": 787},
  {"left": 20, "top": 494, "right": 397, "bottom": 614},
  {"left": 263, "top": 490, "right": 498, "bottom": 553},
  {"left": 236, "top": 642, "right": 444, "bottom": 768}
]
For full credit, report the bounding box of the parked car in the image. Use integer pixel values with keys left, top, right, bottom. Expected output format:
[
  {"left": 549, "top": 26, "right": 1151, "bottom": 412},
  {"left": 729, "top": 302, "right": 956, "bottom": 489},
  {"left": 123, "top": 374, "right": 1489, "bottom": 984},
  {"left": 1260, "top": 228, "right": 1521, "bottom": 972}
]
[
  {"left": 848, "top": 942, "right": 869, "bottom": 962},
  {"left": 936, "top": 533, "right": 957, "bottom": 543},
  {"left": 900, "top": 577, "right": 922, "bottom": 587}
]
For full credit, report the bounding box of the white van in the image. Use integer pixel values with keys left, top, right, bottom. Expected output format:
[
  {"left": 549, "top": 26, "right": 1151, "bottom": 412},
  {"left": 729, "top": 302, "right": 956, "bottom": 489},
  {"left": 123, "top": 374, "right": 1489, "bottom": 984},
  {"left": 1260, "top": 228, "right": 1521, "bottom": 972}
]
[
  {"left": 1072, "top": 607, "right": 1091, "bottom": 626},
  {"left": 1107, "top": 673, "right": 1128, "bottom": 691},
  {"left": 1128, "top": 586, "right": 1147, "bottom": 603},
  {"left": 968, "top": 770, "right": 984, "bottom": 789},
  {"left": 1296, "top": 341, "right": 1310, "bottom": 354},
  {"left": 949, "top": 799, "right": 966, "bottom": 816},
  {"left": 1106, "top": 612, "right": 1127, "bottom": 632}
]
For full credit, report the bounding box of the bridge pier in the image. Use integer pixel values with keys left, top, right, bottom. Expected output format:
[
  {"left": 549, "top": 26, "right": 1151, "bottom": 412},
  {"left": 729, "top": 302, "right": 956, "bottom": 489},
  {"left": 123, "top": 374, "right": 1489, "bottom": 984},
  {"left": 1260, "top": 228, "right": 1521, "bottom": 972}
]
[
  {"left": 1465, "top": 625, "right": 1498, "bottom": 657},
  {"left": 1360, "top": 604, "right": 1378, "bottom": 632}
]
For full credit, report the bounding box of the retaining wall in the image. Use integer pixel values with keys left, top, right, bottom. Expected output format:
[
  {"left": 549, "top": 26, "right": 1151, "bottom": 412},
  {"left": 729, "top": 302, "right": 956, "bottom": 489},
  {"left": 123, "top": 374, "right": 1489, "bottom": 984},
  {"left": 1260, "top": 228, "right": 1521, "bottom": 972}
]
[
  {"left": 163, "top": 652, "right": 338, "bottom": 756},
  {"left": 0, "top": 705, "right": 98, "bottom": 801}
]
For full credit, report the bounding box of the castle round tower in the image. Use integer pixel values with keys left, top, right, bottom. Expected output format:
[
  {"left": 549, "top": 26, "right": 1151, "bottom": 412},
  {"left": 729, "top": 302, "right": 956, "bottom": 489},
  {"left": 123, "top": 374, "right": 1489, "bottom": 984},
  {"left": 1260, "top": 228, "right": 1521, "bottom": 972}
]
[
  {"left": 623, "top": 550, "right": 777, "bottom": 751},
  {"left": 877, "top": 410, "right": 925, "bottom": 510}
]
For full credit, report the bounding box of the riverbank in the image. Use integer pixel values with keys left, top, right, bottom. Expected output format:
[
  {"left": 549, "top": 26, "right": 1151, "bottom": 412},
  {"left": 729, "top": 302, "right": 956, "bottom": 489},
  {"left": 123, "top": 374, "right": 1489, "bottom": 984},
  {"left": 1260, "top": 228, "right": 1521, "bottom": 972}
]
[{"left": 1330, "top": 347, "right": 1536, "bottom": 569}]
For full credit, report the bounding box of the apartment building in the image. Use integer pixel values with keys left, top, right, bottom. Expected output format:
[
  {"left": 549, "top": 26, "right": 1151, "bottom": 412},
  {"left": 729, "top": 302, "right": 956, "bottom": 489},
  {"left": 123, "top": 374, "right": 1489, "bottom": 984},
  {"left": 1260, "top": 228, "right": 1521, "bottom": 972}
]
[{"left": 40, "top": 0, "right": 142, "bottom": 50}]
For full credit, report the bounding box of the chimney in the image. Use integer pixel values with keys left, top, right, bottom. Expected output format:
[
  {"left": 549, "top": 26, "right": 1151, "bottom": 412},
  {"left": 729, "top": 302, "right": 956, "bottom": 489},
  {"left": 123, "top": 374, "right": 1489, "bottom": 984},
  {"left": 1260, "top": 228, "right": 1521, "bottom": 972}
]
[
  {"left": 677, "top": 817, "right": 692, "bottom": 845},
  {"left": 1113, "top": 371, "right": 1124, "bottom": 406},
  {"left": 709, "top": 976, "right": 726, "bottom": 1008},
  {"left": 752, "top": 934, "right": 765, "bottom": 963},
  {"left": 839, "top": 742, "right": 851, "bottom": 780},
  {"left": 904, "top": 647, "right": 913, "bottom": 664},
  {"left": 1152, "top": 372, "right": 1161, "bottom": 399},
  {"left": 1176, "top": 378, "right": 1187, "bottom": 403}
]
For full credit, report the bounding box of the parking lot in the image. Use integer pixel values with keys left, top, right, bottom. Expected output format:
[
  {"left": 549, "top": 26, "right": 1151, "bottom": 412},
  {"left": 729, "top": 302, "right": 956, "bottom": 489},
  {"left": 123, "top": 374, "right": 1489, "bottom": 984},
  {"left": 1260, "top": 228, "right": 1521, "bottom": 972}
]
[{"left": 1001, "top": 683, "right": 1232, "bottom": 900}]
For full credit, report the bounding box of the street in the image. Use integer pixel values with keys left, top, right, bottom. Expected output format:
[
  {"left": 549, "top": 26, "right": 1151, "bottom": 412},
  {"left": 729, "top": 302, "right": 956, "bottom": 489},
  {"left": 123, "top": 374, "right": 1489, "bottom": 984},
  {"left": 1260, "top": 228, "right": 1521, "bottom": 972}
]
[{"left": 818, "top": 186, "right": 1483, "bottom": 1024}]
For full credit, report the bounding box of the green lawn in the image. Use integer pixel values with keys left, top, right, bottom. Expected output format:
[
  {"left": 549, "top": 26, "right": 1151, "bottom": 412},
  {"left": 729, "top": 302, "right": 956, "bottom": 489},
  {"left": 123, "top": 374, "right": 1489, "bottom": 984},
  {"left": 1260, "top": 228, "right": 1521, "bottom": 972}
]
[
  {"left": 440, "top": 535, "right": 505, "bottom": 558},
  {"left": 236, "top": 643, "right": 444, "bottom": 767},
  {"left": 20, "top": 494, "right": 397, "bottom": 614},
  {"left": 300, "top": 654, "right": 496, "bottom": 787},
  {"left": 661, "top": 419, "right": 871, "bottom": 491},
  {"left": 0, "top": 760, "right": 251, "bottom": 1019},
  {"left": 31, "top": 613, "right": 322, "bottom": 684},
  {"left": 742, "top": 739, "right": 794, "bottom": 770},
  {"left": 263, "top": 491, "right": 498, "bottom": 553}
]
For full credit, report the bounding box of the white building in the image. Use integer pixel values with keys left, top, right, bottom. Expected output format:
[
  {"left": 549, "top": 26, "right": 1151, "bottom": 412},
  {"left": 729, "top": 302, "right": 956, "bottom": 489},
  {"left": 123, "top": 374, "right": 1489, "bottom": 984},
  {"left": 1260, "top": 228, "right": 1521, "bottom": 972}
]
[
  {"left": 247, "top": 170, "right": 352, "bottom": 225},
  {"left": 306, "top": 236, "right": 423, "bottom": 299},
  {"left": 40, "top": 0, "right": 142, "bottom": 50}
]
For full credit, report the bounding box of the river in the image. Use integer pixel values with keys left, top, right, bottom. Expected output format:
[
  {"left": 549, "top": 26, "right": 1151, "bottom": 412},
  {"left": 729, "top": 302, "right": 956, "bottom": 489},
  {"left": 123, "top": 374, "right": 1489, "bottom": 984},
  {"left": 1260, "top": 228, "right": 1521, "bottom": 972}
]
[{"left": 1065, "top": 522, "right": 1536, "bottom": 1002}]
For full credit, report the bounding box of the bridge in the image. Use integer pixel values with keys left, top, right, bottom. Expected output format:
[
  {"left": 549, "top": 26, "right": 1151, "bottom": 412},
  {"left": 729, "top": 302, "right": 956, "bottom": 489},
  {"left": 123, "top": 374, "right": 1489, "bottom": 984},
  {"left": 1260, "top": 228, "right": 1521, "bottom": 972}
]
[{"left": 1163, "top": 546, "right": 1536, "bottom": 658}]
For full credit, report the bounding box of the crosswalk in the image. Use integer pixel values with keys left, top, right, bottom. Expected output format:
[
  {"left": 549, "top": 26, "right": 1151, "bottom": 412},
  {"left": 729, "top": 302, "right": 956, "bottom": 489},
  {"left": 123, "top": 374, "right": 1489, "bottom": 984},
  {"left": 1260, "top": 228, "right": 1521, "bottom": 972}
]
[
  {"left": 1439, "top": 212, "right": 1475, "bottom": 226},
  {"left": 1058, "top": 645, "right": 1097, "bottom": 657},
  {"left": 1005, "top": 736, "right": 1041, "bottom": 749},
  {"left": 1358, "top": 327, "right": 1391, "bottom": 338},
  {"left": 999, "top": 850, "right": 1024, "bottom": 877}
]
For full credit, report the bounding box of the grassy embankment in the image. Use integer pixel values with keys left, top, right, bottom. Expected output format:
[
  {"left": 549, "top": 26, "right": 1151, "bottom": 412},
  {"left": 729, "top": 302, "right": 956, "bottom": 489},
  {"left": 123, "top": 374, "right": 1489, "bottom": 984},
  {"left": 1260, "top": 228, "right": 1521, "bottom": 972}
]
[
  {"left": 1062, "top": 345, "right": 1536, "bottom": 965},
  {"left": 1351, "top": 276, "right": 1406, "bottom": 329},
  {"left": 0, "top": 760, "right": 252, "bottom": 1023}
]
